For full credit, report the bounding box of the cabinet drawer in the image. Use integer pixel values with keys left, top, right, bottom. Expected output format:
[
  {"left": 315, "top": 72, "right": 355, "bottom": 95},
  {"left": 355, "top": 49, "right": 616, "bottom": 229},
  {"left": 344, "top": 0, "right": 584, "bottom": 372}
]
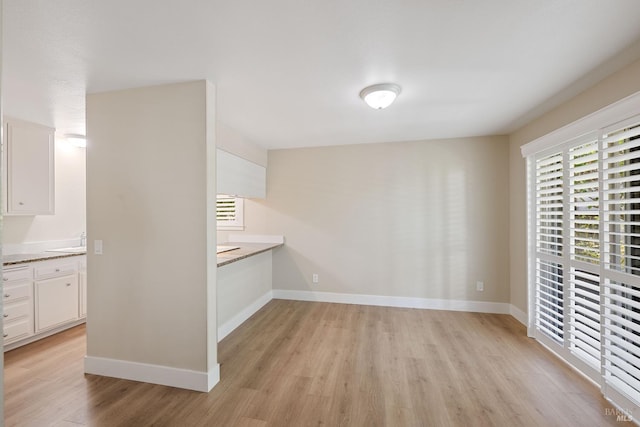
[
  {"left": 3, "top": 318, "right": 33, "bottom": 343},
  {"left": 2, "top": 267, "right": 31, "bottom": 283},
  {"left": 34, "top": 262, "right": 77, "bottom": 280},
  {"left": 3, "top": 282, "right": 31, "bottom": 303},
  {"left": 3, "top": 300, "right": 30, "bottom": 321}
]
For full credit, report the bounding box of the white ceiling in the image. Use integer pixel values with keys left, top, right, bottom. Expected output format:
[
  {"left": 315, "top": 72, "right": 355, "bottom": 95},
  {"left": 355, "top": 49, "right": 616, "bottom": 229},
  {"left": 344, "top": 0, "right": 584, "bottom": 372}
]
[{"left": 4, "top": 0, "right": 640, "bottom": 149}]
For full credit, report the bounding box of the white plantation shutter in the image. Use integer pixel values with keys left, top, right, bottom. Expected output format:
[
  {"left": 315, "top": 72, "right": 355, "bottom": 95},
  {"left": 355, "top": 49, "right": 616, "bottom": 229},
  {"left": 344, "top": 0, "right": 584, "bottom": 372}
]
[
  {"left": 601, "top": 118, "right": 640, "bottom": 405},
  {"left": 569, "top": 268, "right": 601, "bottom": 369},
  {"left": 216, "top": 196, "right": 244, "bottom": 230},
  {"left": 603, "top": 278, "right": 640, "bottom": 404},
  {"left": 525, "top": 105, "right": 640, "bottom": 414},
  {"left": 536, "top": 152, "right": 564, "bottom": 257},
  {"left": 569, "top": 139, "right": 600, "bottom": 264},
  {"left": 534, "top": 151, "right": 565, "bottom": 344},
  {"left": 568, "top": 138, "right": 601, "bottom": 371},
  {"left": 535, "top": 259, "right": 564, "bottom": 343}
]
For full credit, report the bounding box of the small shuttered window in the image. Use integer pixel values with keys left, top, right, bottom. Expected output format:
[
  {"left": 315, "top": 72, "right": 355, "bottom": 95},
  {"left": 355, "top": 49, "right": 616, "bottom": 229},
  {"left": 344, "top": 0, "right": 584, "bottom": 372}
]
[{"left": 216, "top": 196, "right": 244, "bottom": 230}]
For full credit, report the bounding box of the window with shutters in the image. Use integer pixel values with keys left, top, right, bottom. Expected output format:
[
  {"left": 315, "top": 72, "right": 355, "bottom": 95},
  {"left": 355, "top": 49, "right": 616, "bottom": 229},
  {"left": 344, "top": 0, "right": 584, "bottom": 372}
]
[
  {"left": 216, "top": 195, "right": 244, "bottom": 230},
  {"left": 525, "top": 108, "right": 640, "bottom": 416},
  {"left": 602, "top": 119, "right": 640, "bottom": 407}
]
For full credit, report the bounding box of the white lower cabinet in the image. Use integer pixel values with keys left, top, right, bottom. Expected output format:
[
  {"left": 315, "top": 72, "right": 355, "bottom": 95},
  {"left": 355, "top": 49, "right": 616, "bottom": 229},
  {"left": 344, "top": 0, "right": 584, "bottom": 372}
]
[
  {"left": 3, "top": 254, "right": 86, "bottom": 349},
  {"left": 35, "top": 274, "right": 79, "bottom": 332}
]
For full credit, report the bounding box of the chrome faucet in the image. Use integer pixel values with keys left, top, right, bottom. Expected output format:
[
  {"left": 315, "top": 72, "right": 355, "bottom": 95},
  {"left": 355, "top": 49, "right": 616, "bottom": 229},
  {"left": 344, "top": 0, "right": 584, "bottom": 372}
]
[{"left": 80, "top": 232, "right": 86, "bottom": 247}]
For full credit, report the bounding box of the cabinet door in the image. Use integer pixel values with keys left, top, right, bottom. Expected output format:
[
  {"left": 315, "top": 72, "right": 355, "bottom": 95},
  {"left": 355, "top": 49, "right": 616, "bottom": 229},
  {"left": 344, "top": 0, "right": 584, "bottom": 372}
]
[
  {"left": 35, "top": 275, "right": 79, "bottom": 332},
  {"left": 4, "top": 119, "right": 55, "bottom": 215},
  {"left": 216, "top": 149, "right": 266, "bottom": 198}
]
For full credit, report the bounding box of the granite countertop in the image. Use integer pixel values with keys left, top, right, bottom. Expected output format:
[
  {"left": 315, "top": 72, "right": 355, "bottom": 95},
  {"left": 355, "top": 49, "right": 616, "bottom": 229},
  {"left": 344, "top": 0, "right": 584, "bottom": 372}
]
[
  {"left": 3, "top": 243, "right": 279, "bottom": 267},
  {"left": 3, "top": 251, "right": 87, "bottom": 266},
  {"left": 217, "top": 242, "right": 283, "bottom": 267}
]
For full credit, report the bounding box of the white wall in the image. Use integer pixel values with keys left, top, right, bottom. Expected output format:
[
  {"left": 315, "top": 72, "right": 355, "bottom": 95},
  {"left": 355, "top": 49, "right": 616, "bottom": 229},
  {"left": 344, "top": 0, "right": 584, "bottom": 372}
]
[
  {"left": 217, "top": 122, "right": 267, "bottom": 167},
  {"left": 85, "top": 81, "right": 218, "bottom": 391},
  {"left": 509, "top": 57, "right": 640, "bottom": 315},
  {"left": 242, "top": 136, "right": 510, "bottom": 303},
  {"left": 2, "top": 138, "right": 86, "bottom": 249}
]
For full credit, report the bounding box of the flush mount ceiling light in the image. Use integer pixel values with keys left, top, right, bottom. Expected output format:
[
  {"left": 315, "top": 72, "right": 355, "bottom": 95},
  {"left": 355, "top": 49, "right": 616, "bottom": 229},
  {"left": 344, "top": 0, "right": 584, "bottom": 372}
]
[
  {"left": 359, "top": 83, "right": 401, "bottom": 109},
  {"left": 64, "top": 134, "right": 87, "bottom": 148}
]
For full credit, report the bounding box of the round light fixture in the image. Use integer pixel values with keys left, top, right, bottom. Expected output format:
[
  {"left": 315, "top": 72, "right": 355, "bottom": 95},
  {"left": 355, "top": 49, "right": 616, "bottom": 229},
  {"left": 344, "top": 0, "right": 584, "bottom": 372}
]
[{"left": 359, "top": 83, "right": 401, "bottom": 109}]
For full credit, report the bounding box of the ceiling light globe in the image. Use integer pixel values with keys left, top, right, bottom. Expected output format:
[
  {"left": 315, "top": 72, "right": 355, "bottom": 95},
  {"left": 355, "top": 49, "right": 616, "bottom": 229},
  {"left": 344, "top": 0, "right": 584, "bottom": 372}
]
[{"left": 359, "top": 83, "right": 401, "bottom": 109}]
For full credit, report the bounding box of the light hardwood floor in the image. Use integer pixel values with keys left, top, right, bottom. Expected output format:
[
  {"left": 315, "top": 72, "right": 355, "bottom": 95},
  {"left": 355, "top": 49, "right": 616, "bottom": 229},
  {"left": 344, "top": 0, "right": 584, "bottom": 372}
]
[{"left": 4, "top": 300, "right": 623, "bottom": 426}]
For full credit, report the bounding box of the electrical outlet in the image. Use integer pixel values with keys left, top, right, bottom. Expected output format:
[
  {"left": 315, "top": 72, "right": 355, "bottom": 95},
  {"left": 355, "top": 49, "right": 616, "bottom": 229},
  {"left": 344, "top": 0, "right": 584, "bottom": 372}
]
[
  {"left": 476, "top": 281, "right": 484, "bottom": 292},
  {"left": 312, "top": 273, "right": 319, "bottom": 284}
]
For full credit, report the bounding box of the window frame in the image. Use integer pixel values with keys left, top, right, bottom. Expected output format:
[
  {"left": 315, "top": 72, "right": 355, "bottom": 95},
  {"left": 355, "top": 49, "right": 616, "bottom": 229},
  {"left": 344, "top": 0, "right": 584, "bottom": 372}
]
[{"left": 522, "top": 91, "right": 640, "bottom": 416}]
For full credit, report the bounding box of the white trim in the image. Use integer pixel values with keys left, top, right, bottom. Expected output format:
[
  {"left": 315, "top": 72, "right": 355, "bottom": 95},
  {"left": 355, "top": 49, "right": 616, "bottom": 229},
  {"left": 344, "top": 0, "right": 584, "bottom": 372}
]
[
  {"left": 509, "top": 305, "right": 528, "bottom": 326},
  {"left": 272, "top": 289, "right": 511, "bottom": 314},
  {"left": 535, "top": 334, "right": 603, "bottom": 389},
  {"left": 218, "top": 290, "right": 273, "bottom": 342},
  {"left": 521, "top": 90, "right": 640, "bottom": 158},
  {"left": 526, "top": 156, "right": 537, "bottom": 338},
  {"left": 84, "top": 356, "right": 220, "bottom": 392}
]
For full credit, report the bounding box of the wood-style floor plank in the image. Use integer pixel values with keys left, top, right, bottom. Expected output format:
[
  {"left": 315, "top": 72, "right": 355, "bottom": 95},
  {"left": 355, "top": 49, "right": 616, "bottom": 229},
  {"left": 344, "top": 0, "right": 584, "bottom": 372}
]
[{"left": 4, "top": 300, "right": 624, "bottom": 426}]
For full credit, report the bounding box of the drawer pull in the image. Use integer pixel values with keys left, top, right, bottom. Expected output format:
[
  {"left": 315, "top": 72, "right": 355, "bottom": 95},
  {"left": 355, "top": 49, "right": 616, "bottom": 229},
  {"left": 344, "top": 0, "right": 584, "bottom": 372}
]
[
  {"left": 3, "top": 277, "right": 8, "bottom": 281},
  {"left": 3, "top": 333, "right": 8, "bottom": 338},
  {"left": 18, "top": 202, "right": 24, "bottom": 206},
  {"left": 55, "top": 269, "right": 61, "bottom": 272},
  {"left": 66, "top": 283, "right": 71, "bottom": 287},
  {"left": 2, "top": 314, "right": 7, "bottom": 318},
  {"left": 4, "top": 294, "right": 10, "bottom": 298}
]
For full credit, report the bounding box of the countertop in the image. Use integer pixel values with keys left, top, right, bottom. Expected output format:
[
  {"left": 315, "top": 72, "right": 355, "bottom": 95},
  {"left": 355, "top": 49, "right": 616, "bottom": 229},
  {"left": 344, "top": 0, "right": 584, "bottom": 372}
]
[
  {"left": 217, "top": 242, "right": 283, "bottom": 267},
  {"left": 3, "top": 243, "right": 280, "bottom": 267},
  {"left": 3, "top": 251, "right": 87, "bottom": 266}
]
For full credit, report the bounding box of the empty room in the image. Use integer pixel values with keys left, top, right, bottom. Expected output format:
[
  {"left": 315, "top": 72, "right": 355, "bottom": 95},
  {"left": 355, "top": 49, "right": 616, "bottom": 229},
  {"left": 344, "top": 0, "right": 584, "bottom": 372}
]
[{"left": 2, "top": 1, "right": 640, "bottom": 426}]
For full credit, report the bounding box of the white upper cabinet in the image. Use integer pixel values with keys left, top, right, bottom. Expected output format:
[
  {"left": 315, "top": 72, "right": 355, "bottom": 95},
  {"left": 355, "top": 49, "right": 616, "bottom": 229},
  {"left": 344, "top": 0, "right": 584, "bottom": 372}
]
[
  {"left": 3, "top": 118, "right": 55, "bottom": 215},
  {"left": 216, "top": 149, "right": 266, "bottom": 199}
]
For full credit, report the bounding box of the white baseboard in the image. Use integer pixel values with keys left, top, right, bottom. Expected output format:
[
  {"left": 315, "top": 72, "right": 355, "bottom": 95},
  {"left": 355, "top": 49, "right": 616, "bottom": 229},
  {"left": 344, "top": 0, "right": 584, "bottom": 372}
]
[
  {"left": 509, "top": 305, "right": 528, "bottom": 326},
  {"left": 272, "top": 289, "right": 511, "bottom": 315},
  {"left": 84, "top": 356, "right": 220, "bottom": 392},
  {"left": 218, "top": 290, "right": 273, "bottom": 342}
]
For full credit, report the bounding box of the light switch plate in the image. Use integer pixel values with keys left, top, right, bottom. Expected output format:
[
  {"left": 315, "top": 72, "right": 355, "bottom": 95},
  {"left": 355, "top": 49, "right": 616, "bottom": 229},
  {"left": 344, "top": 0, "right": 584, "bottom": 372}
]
[{"left": 94, "top": 240, "right": 103, "bottom": 255}]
